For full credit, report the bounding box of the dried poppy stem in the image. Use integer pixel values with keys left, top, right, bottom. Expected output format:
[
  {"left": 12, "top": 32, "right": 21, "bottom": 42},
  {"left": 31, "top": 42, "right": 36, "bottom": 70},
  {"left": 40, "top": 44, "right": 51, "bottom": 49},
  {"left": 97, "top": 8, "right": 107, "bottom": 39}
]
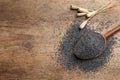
[{"left": 70, "top": 2, "right": 118, "bottom": 29}]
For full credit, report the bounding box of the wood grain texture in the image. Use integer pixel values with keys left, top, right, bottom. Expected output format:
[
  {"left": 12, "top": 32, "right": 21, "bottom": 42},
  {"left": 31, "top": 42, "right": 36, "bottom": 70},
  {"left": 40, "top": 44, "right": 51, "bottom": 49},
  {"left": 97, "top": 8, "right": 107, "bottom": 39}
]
[{"left": 0, "top": 0, "right": 120, "bottom": 80}]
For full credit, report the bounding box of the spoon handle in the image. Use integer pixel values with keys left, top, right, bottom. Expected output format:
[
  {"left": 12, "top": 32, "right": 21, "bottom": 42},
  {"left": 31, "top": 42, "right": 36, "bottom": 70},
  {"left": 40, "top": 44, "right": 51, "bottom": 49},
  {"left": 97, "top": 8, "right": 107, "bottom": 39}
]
[{"left": 104, "top": 25, "right": 120, "bottom": 39}]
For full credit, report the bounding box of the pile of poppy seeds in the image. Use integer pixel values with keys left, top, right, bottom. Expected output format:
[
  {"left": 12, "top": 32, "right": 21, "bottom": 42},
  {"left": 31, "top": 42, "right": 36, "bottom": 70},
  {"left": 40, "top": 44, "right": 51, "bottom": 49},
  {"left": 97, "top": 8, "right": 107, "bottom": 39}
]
[{"left": 58, "top": 21, "right": 115, "bottom": 72}]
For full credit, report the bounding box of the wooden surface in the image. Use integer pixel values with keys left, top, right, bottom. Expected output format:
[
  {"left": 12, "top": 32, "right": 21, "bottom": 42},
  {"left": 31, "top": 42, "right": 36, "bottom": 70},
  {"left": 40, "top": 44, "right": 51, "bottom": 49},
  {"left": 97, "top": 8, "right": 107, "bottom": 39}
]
[{"left": 0, "top": 0, "right": 120, "bottom": 80}]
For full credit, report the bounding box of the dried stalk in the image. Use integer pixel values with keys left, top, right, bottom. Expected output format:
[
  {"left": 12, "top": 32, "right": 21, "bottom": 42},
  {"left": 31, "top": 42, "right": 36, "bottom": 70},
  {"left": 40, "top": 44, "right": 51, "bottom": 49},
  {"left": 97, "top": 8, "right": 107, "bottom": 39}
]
[{"left": 71, "top": 5, "right": 91, "bottom": 13}]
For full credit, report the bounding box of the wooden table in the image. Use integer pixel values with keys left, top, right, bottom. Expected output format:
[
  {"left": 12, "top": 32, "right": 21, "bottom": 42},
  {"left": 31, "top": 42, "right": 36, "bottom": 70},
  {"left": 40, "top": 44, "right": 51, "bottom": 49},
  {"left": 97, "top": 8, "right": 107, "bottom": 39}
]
[{"left": 0, "top": 0, "right": 120, "bottom": 80}]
